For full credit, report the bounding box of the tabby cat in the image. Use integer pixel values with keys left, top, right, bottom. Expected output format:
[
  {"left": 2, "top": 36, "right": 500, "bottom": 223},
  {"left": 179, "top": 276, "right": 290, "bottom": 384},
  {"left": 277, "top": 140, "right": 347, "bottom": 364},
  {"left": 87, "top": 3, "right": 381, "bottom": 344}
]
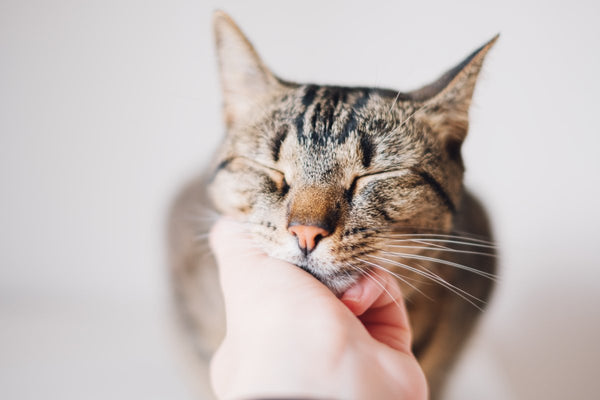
[{"left": 169, "top": 11, "right": 497, "bottom": 400}]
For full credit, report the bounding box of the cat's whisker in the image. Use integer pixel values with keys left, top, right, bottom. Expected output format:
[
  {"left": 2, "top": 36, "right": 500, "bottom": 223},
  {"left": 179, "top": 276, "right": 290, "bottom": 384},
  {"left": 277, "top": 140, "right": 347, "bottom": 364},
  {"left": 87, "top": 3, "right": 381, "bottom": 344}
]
[
  {"left": 347, "top": 261, "right": 418, "bottom": 309},
  {"left": 364, "top": 254, "right": 485, "bottom": 310},
  {"left": 347, "top": 259, "right": 424, "bottom": 284},
  {"left": 379, "top": 237, "right": 497, "bottom": 250},
  {"left": 387, "top": 90, "right": 403, "bottom": 114},
  {"left": 376, "top": 225, "right": 490, "bottom": 237},
  {"left": 387, "top": 100, "right": 432, "bottom": 130},
  {"left": 354, "top": 257, "right": 429, "bottom": 299},
  {"left": 342, "top": 263, "right": 363, "bottom": 282},
  {"left": 342, "top": 262, "right": 367, "bottom": 286},
  {"left": 382, "top": 230, "right": 494, "bottom": 239},
  {"left": 357, "top": 258, "right": 433, "bottom": 301},
  {"left": 406, "top": 239, "right": 450, "bottom": 250},
  {"left": 376, "top": 250, "right": 497, "bottom": 280},
  {"left": 380, "top": 232, "right": 496, "bottom": 246},
  {"left": 398, "top": 258, "right": 480, "bottom": 302},
  {"left": 361, "top": 267, "right": 406, "bottom": 311},
  {"left": 384, "top": 244, "right": 496, "bottom": 258}
]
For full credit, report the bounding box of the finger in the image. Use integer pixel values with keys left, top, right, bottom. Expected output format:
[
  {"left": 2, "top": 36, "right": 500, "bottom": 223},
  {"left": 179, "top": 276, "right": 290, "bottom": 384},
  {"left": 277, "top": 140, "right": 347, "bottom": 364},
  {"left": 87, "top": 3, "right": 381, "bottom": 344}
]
[
  {"left": 341, "top": 267, "right": 406, "bottom": 316},
  {"left": 358, "top": 268, "right": 413, "bottom": 353},
  {"left": 341, "top": 272, "right": 385, "bottom": 316},
  {"left": 342, "top": 267, "right": 413, "bottom": 353}
]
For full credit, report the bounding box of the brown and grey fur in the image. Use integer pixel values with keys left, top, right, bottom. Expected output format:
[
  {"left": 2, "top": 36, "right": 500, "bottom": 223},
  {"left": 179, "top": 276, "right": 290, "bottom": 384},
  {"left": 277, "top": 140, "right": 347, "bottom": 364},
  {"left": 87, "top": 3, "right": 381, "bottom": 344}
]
[{"left": 169, "top": 11, "right": 497, "bottom": 400}]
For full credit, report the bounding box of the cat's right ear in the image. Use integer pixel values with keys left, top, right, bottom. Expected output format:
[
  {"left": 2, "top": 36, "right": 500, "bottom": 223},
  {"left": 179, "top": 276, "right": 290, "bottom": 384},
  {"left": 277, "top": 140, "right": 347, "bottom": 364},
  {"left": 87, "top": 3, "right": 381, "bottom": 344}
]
[{"left": 213, "top": 11, "right": 281, "bottom": 127}]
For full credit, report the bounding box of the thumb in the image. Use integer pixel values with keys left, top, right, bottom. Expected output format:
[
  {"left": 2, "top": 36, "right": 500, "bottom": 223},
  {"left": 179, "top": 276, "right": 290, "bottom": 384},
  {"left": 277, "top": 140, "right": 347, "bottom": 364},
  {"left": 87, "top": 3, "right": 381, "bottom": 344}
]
[{"left": 341, "top": 267, "right": 413, "bottom": 354}]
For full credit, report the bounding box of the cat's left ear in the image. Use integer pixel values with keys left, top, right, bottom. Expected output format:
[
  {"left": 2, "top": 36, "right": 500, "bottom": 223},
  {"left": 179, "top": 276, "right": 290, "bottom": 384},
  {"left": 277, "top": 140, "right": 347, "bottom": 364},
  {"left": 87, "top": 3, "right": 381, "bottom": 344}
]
[
  {"left": 410, "top": 35, "right": 498, "bottom": 158},
  {"left": 213, "top": 11, "right": 282, "bottom": 127}
]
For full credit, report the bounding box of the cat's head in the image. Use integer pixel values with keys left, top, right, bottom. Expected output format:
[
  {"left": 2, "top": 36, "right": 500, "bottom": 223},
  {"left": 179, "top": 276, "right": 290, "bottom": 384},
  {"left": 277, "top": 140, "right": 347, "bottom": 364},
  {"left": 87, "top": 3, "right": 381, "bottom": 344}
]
[{"left": 208, "top": 11, "right": 496, "bottom": 294}]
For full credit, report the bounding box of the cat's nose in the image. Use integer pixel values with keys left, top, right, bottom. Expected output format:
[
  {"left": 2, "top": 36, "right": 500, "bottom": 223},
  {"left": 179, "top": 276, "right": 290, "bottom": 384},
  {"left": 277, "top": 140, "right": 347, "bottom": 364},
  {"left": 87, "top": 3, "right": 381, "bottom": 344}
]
[{"left": 288, "top": 224, "right": 330, "bottom": 255}]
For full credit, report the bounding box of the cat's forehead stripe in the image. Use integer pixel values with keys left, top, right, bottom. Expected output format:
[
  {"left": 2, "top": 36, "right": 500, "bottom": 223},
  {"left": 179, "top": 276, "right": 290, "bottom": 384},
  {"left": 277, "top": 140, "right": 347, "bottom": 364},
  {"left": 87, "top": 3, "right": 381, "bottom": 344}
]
[
  {"left": 271, "top": 125, "right": 288, "bottom": 162},
  {"left": 359, "top": 133, "right": 374, "bottom": 168},
  {"left": 293, "top": 85, "right": 374, "bottom": 147},
  {"left": 292, "top": 84, "right": 320, "bottom": 139},
  {"left": 301, "top": 84, "right": 318, "bottom": 107}
]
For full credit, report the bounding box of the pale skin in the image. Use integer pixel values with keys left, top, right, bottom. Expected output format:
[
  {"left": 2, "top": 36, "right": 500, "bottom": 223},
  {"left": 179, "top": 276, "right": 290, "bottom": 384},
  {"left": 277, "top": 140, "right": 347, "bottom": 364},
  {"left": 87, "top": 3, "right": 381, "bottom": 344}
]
[{"left": 209, "top": 218, "right": 428, "bottom": 400}]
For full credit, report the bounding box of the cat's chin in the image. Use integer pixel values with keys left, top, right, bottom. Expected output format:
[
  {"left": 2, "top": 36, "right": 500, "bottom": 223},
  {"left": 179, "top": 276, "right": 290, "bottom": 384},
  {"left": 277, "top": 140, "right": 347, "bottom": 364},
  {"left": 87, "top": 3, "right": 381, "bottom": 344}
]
[
  {"left": 263, "top": 244, "right": 360, "bottom": 296},
  {"left": 295, "top": 263, "right": 359, "bottom": 297}
]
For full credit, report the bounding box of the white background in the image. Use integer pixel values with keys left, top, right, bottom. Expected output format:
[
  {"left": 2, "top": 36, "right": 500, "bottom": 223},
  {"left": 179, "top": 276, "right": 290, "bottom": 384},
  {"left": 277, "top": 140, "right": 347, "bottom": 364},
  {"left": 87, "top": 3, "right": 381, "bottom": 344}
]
[{"left": 2, "top": 0, "right": 599, "bottom": 399}]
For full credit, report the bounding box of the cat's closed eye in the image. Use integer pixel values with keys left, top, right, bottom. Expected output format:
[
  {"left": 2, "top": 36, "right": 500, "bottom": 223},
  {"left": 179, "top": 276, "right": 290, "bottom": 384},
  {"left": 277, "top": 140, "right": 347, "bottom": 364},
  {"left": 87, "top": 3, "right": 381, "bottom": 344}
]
[
  {"left": 346, "top": 168, "right": 411, "bottom": 200},
  {"left": 346, "top": 169, "right": 410, "bottom": 201},
  {"left": 215, "top": 156, "right": 289, "bottom": 196}
]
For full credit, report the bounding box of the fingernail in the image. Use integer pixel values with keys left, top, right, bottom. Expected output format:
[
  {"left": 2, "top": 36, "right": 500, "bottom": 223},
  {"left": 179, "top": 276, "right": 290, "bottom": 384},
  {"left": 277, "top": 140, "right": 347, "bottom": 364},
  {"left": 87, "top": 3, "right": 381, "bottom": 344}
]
[{"left": 342, "top": 281, "right": 363, "bottom": 302}]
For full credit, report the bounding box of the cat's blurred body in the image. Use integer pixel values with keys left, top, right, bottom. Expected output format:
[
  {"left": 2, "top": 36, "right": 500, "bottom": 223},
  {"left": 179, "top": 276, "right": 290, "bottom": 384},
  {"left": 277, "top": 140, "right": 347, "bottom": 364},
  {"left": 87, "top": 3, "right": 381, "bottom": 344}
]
[{"left": 169, "top": 11, "right": 497, "bottom": 399}]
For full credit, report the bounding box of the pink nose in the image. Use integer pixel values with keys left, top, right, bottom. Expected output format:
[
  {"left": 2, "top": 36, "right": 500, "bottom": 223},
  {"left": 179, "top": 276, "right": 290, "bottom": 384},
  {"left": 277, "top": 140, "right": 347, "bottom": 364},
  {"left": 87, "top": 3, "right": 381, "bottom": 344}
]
[{"left": 288, "top": 224, "right": 330, "bottom": 254}]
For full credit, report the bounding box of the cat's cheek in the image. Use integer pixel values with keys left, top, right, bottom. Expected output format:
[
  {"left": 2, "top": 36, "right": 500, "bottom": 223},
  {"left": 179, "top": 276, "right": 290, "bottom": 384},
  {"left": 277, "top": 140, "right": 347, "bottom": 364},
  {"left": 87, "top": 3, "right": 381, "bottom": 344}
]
[{"left": 208, "top": 177, "right": 255, "bottom": 217}]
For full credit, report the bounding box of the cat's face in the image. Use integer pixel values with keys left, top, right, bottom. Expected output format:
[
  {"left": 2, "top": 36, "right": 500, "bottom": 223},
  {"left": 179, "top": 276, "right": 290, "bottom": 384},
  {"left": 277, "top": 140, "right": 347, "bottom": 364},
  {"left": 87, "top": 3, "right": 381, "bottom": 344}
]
[
  {"left": 210, "top": 85, "right": 458, "bottom": 293},
  {"left": 208, "top": 12, "right": 495, "bottom": 294}
]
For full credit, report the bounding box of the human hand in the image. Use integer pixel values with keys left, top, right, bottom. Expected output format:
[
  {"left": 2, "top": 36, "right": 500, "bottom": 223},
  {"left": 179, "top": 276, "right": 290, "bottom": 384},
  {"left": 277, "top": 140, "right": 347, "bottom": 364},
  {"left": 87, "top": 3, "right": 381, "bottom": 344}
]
[{"left": 209, "top": 218, "right": 428, "bottom": 400}]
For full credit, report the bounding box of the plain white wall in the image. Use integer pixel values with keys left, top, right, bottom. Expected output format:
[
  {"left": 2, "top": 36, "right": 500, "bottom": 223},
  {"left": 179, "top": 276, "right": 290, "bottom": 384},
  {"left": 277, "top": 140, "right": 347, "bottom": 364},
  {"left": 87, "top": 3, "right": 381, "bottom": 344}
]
[{"left": 1, "top": 0, "right": 599, "bottom": 399}]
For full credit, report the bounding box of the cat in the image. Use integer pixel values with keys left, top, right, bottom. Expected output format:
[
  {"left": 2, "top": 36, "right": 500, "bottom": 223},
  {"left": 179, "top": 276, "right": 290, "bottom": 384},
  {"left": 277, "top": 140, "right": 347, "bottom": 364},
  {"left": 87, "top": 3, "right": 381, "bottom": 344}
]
[{"left": 169, "top": 10, "right": 497, "bottom": 400}]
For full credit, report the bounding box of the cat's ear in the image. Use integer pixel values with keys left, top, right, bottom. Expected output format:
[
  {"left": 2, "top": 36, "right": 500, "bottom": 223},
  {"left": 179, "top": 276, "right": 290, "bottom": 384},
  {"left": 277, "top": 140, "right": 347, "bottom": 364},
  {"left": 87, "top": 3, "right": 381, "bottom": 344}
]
[
  {"left": 411, "top": 35, "right": 498, "bottom": 158},
  {"left": 213, "top": 11, "right": 281, "bottom": 127}
]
